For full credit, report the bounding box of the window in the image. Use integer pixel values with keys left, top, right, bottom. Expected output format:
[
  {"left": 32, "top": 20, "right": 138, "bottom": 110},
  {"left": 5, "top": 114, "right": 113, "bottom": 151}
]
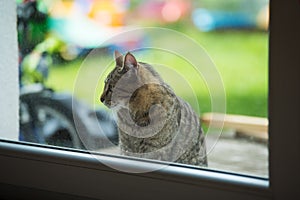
[
  {"left": 1, "top": 0, "right": 300, "bottom": 199},
  {"left": 14, "top": 0, "right": 269, "bottom": 177}
]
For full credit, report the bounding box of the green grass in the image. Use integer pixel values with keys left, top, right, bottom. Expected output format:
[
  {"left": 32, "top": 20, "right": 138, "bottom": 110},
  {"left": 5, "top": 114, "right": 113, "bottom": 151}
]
[{"left": 46, "top": 26, "right": 268, "bottom": 118}]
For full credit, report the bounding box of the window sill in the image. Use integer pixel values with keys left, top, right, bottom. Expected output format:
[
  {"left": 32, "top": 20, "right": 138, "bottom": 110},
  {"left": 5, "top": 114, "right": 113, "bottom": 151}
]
[{"left": 0, "top": 140, "right": 270, "bottom": 199}]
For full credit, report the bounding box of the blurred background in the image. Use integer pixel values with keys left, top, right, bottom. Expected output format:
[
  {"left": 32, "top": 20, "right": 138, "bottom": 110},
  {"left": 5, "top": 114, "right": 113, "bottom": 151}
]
[{"left": 18, "top": 0, "right": 269, "bottom": 117}]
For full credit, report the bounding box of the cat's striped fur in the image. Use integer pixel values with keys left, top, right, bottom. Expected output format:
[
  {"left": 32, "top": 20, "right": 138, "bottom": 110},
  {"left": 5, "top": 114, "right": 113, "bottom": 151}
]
[{"left": 100, "top": 51, "right": 207, "bottom": 166}]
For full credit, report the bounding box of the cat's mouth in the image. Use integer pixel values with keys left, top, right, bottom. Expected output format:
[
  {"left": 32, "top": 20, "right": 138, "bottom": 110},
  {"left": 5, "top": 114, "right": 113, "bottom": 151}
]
[{"left": 102, "top": 99, "right": 118, "bottom": 109}]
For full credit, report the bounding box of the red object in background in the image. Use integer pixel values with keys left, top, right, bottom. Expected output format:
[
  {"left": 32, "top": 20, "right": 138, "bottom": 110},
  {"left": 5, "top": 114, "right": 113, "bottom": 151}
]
[{"left": 137, "top": 0, "right": 191, "bottom": 23}]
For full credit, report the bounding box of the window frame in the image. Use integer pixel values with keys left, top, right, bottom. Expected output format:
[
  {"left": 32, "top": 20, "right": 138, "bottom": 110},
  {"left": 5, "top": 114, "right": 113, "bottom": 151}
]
[{"left": 1, "top": 0, "right": 300, "bottom": 199}]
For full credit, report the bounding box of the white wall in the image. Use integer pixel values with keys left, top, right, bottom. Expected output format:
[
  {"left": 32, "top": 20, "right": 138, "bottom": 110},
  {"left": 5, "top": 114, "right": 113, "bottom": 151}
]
[{"left": 0, "top": 0, "right": 19, "bottom": 140}]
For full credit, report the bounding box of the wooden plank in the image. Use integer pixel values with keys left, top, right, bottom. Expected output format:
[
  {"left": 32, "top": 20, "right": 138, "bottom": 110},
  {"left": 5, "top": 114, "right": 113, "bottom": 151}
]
[{"left": 200, "top": 113, "right": 268, "bottom": 141}]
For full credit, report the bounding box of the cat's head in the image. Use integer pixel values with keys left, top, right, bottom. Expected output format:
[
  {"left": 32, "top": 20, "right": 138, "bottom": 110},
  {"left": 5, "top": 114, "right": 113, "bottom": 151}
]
[{"left": 100, "top": 51, "right": 140, "bottom": 108}]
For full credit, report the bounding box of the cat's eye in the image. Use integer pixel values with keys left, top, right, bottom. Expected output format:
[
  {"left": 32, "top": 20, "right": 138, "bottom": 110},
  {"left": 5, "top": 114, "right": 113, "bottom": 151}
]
[
  {"left": 107, "top": 85, "right": 113, "bottom": 92},
  {"left": 117, "top": 67, "right": 126, "bottom": 74}
]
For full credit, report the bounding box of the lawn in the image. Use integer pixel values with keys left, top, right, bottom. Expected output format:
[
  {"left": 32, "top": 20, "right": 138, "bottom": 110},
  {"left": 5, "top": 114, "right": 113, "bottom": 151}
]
[{"left": 46, "top": 26, "right": 268, "bottom": 118}]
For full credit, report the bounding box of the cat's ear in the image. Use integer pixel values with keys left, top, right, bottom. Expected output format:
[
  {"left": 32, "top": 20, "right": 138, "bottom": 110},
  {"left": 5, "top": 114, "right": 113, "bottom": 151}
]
[
  {"left": 114, "top": 50, "right": 123, "bottom": 67},
  {"left": 124, "top": 52, "right": 138, "bottom": 70}
]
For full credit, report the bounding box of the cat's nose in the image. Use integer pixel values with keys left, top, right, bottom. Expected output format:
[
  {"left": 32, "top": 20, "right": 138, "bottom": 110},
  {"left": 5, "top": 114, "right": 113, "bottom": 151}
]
[{"left": 100, "top": 96, "right": 105, "bottom": 103}]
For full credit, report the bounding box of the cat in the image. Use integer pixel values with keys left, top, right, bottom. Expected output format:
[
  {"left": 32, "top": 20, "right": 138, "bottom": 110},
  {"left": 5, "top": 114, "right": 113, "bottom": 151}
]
[{"left": 100, "top": 51, "right": 207, "bottom": 167}]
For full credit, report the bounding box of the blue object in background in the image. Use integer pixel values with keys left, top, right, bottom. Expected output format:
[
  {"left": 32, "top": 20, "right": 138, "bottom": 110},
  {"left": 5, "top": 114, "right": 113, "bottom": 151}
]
[{"left": 192, "top": 8, "right": 256, "bottom": 32}]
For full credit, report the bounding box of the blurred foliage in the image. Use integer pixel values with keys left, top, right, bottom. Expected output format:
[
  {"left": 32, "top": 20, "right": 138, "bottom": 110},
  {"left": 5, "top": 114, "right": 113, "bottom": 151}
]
[
  {"left": 196, "top": 0, "right": 268, "bottom": 12},
  {"left": 46, "top": 25, "right": 268, "bottom": 117}
]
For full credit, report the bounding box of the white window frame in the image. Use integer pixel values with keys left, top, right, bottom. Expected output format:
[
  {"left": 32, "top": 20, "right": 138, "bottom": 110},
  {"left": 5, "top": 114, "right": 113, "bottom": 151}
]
[{"left": 1, "top": 0, "right": 300, "bottom": 199}]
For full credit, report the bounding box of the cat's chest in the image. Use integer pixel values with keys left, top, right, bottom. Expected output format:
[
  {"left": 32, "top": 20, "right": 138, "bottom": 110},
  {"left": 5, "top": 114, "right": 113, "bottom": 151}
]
[{"left": 117, "top": 105, "right": 180, "bottom": 153}]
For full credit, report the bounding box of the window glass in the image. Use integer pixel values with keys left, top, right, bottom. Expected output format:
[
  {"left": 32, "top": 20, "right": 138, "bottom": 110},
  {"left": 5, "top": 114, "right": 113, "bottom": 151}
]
[{"left": 16, "top": 0, "right": 268, "bottom": 177}]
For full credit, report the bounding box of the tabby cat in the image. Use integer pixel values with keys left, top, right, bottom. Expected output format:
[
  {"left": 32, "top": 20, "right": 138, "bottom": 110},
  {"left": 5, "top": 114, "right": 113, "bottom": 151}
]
[{"left": 100, "top": 51, "right": 207, "bottom": 166}]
